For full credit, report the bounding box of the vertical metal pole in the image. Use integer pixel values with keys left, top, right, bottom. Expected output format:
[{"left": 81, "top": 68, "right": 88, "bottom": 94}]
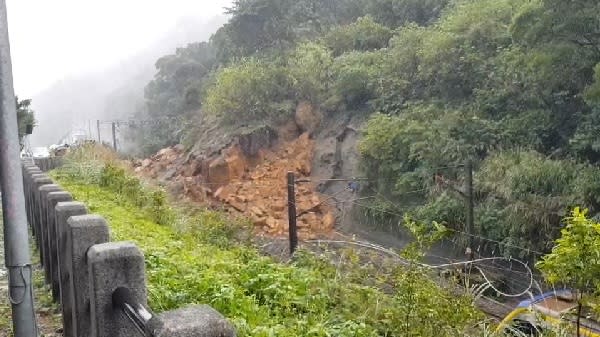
[
  {"left": 465, "top": 160, "right": 474, "bottom": 260},
  {"left": 111, "top": 122, "right": 117, "bottom": 151},
  {"left": 96, "top": 120, "right": 101, "bottom": 143},
  {"left": 0, "top": 1, "right": 37, "bottom": 336},
  {"left": 287, "top": 172, "right": 298, "bottom": 255}
]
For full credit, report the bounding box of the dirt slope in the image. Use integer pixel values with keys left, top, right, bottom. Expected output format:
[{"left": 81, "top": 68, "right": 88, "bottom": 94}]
[{"left": 136, "top": 130, "right": 335, "bottom": 239}]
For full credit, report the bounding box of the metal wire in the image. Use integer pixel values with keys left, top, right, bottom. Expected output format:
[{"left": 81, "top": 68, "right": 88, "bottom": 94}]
[
  {"left": 305, "top": 239, "right": 534, "bottom": 298},
  {"left": 342, "top": 197, "right": 545, "bottom": 256},
  {"left": 6, "top": 264, "right": 32, "bottom": 305}
]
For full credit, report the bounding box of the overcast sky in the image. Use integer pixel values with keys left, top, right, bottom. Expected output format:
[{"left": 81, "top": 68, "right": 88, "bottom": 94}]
[{"left": 6, "top": 0, "right": 233, "bottom": 97}]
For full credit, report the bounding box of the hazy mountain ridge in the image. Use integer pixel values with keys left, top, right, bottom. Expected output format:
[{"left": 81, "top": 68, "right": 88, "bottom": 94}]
[{"left": 30, "top": 15, "right": 227, "bottom": 146}]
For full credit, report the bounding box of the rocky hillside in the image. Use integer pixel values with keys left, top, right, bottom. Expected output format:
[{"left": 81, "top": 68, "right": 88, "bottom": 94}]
[{"left": 135, "top": 102, "right": 345, "bottom": 239}]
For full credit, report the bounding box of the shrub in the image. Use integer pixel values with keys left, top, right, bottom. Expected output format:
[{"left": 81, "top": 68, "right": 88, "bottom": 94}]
[
  {"left": 323, "top": 16, "right": 392, "bottom": 56},
  {"left": 287, "top": 42, "right": 333, "bottom": 104},
  {"left": 205, "top": 58, "right": 292, "bottom": 123},
  {"left": 331, "top": 51, "right": 384, "bottom": 107}
]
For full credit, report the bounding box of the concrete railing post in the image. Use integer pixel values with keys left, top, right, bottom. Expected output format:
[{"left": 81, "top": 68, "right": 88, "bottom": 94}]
[
  {"left": 22, "top": 164, "right": 39, "bottom": 227},
  {"left": 31, "top": 157, "right": 64, "bottom": 172},
  {"left": 38, "top": 184, "right": 61, "bottom": 271},
  {"left": 34, "top": 158, "right": 48, "bottom": 172},
  {"left": 47, "top": 191, "right": 73, "bottom": 301},
  {"left": 22, "top": 166, "right": 40, "bottom": 230},
  {"left": 88, "top": 242, "right": 146, "bottom": 337},
  {"left": 31, "top": 174, "right": 52, "bottom": 251},
  {"left": 33, "top": 158, "right": 41, "bottom": 171},
  {"left": 67, "top": 215, "right": 110, "bottom": 337},
  {"left": 55, "top": 202, "right": 87, "bottom": 337},
  {"left": 23, "top": 169, "right": 39, "bottom": 233}
]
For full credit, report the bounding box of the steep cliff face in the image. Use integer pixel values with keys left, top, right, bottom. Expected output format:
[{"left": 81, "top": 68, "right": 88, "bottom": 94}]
[{"left": 213, "top": 133, "right": 335, "bottom": 238}]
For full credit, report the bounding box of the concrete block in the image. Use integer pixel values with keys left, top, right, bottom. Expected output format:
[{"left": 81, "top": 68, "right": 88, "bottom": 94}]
[
  {"left": 88, "top": 242, "right": 146, "bottom": 337},
  {"left": 31, "top": 175, "right": 52, "bottom": 249},
  {"left": 47, "top": 191, "right": 73, "bottom": 299},
  {"left": 55, "top": 202, "right": 88, "bottom": 337},
  {"left": 34, "top": 157, "right": 51, "bottom": 171},
  {"left": 39, "top": 184, "right": 62, "bottom": 274},
  {"left": 34, "top": 158, "right": 44, "bottom": 171},
  {"left": 24, "top": 169, "right": 41, "bottom": 228},
  {"left": 67, "top": 215, "right": 110, "bottom": 337},
  {"left": 30, "top": 173, "right": 50, "bottom": 220},
  {"left": 23, "top": 167, "right": 41, "bottom": 227},
  {"left": 155, "top": 305, "right": 236, "bottom": 337}
]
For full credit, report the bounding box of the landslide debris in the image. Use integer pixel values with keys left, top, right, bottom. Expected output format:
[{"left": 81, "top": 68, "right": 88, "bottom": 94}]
[{"left": 135, "top": 119, "right": 335, "bottom": 239}]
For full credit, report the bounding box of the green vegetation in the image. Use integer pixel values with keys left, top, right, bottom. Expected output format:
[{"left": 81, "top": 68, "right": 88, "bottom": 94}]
[
  {"left": 537, "top": 208, "right": 600, "bottom": 337},
  {"left": 205, "top": 58, "right": 292, "bottom": 122},
  {"left": 16, "top": 96, "right": 35, "bottom": 149},
  {"left": 130, "top": 0, "right": 600, "bottom": 260},
  {"left": 51, "top": 153, "right": 487, "bottom": 337}
]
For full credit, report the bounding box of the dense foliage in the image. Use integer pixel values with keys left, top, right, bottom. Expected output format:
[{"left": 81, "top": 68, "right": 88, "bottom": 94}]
[
  {"left": 132, "top": 0, "right": 600, "bottom": 259},
  {"left": 51, "top": 151, "right": 486, "bottom": 337},
  {"left": 16, "top": 96, "right": 35, "bottom": 148}
]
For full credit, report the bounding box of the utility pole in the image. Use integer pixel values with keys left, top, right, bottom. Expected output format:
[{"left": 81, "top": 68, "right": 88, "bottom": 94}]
[
  {"left": 287, "top": 172, "right": 298, "bottom": 255},
  {"left": 96, "top": 120, "right": 101, "bottom": 143},
  {"left": 111, "top": 122, "right": 117, "bottom": 151},
  {"left": 0, "top": 1, "right": 37, "bottom": 336},
  {"left": 465, "top": 160, "right": 474, "bottom": 260}
]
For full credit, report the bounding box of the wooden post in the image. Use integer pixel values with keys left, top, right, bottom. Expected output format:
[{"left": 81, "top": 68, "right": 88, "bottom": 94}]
[
  {"left": 465, "top": 160, "right": 474, "bottom": 260},
  {"left": 287, "top": 172, "right": 298, "bottom": 255},
  {"left": 111, "top": 122, "right": 117, "bottom": 151}
]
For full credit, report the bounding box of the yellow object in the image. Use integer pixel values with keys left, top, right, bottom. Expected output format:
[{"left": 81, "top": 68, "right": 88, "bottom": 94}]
[{"left": 496, "top": 290, "right": 600, "bottom": 336}]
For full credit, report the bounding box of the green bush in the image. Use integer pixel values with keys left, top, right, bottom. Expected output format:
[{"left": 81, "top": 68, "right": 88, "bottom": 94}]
[
  {"left": 331, "top": 51, "right": 384, "bottom": 107},
  {"left": 473, "top": 151, "right": 600, "bottom": 257},
  {"left": 205, "top": 58, "right": 292, "bottom": 122},
  {"left": 287, "top": 42, "right": 334, "bottom": 104},
  {"left": 323, "top": 16, "right": 392, "bottom": 56}
]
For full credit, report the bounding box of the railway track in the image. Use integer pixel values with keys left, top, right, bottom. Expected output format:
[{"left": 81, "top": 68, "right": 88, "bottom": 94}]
[{"left": 306, "top": 233, "right": 529, "bottom": 322}]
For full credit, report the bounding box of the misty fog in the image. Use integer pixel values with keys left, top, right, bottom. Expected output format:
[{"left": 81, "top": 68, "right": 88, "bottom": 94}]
[
  {"left": 28, "top": 16, "right": 227, "bottom": 147},
  {"left": 6, "top": 0, "right": 232, "bottom": 148}
]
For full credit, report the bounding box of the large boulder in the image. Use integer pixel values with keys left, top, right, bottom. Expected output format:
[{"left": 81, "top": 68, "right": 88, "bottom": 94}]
[
  {"left": 238, "top": 126, "right": 278, "bottom": 157},
  {"left": 207, "top": 156, "right": 230, "bottom": 186}
]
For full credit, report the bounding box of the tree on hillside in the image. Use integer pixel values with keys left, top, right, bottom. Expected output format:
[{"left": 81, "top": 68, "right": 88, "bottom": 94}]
[
  {"left": 16, "top": 96, "right": 35, "bottom": 149},
  {"left": 213, "top": 0, "right": 377, "bottom": 63},
  {"left": 365, "top": 0, "right": 449, "bottom": 27},
  {"left": 219, "top": 0, "right": 297, "bottom": 59},
  {"left": 323, "top": 16, "right": 392, "bottom": 56},
  {"left": 537, "top": 208, "right": 600, "bottom": 337},
  {"left": 145, "top": 42, "right": 217, "bottom": 117},
  {"left": 131, "top": 42, "right": 217, "bottom": 155},
  {"left": 512, "top": 0, "right": 600, "bottom": 54}
]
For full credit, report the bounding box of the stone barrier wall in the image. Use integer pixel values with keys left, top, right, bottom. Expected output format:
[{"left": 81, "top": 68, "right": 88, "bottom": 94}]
[
  {"left": 32, "top": 157, "right": 64, "bottom": 172},
  {"left": 21, "top": 161, "right": 236, "bottom": 337}
]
